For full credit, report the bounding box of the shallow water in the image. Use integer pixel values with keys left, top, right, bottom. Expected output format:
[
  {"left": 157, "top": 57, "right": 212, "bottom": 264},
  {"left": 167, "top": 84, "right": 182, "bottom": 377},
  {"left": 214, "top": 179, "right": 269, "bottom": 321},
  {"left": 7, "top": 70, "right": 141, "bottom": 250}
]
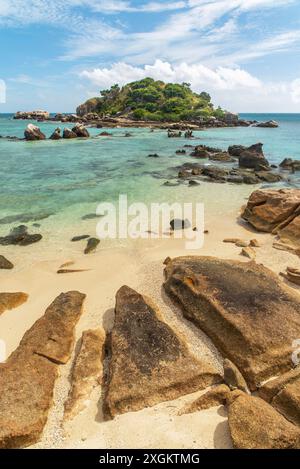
[{"left": 0, "top": 113, "right": 299, "bottom": 246}]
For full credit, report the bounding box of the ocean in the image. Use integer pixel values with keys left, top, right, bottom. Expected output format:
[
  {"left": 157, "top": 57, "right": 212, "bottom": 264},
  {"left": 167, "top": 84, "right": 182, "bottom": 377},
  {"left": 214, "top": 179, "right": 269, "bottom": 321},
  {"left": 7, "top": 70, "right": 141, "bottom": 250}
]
[{"left": 0, "top": 113, "right": 299, "bottom": 247}]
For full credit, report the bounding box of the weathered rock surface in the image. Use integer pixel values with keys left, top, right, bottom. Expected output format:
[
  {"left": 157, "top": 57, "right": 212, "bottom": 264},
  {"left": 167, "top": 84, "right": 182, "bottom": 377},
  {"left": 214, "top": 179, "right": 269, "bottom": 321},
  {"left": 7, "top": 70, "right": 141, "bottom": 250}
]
[
  {"left": 64, "top": 329, "right": 105, "bottom": 420},
  {"left": 0, "top": 225, "right": 42, "bottom": 246},
  {"left": 258, "top": 367, "right": 300, "bottom": 403},
  {"left": 0, "top": 255, "right": 14, "bottom": 269},
  {"left": 280, "top": 158, "right": 300, "bottom": 171},
  {"left": 179, "top": 384, "right": 230, "bottom": 415},
  {"left": 255, "top": 120, "right": 279, "bottom": 128},
  {"left": 163, "top": 256, "right": 300, "bottom": 390},
  {"left": 281, "top": 267, "right": 300, "bottom": 286},
  {"left": 0, "top": 291, "right": 85, "bottom": 448},
  {"left": 227, "top": 392, "right": 300, "bottom": 449},
  {"left": 242, "top": 189, "right": 300, "bottom": 252},
  {"left": 223, "top": 359, "right": 249, "bottom": 393},
  {"left": 0, "top": 292, "right": 28, "bottom": 316},
  {"left": 209, "top": 152, "right": 235, "bottom": 162},
  {"left": 84, "top": 237, "right": 100, "bottom": 254},
  {"left": 105, "top": 286, "right": 221, "bottom": 418},
  {"left": 239, "top": 143, "right": 270, "bottom": 170},
  {"left": 273, "top": 377, "right": 300, "bottom": 427},
  {"left": 228, "top": 145, "right": 246, "bottom": 157},
  {"left": 63, "top": 128, "right": 77, "bottom": 139},
  {"left": 49, "top": 128, "right": 62, "bottom": 140},
  {"left": 72, "top": 124, "right": 90, "bottom": 138},
  {"left": 24, "top": 124, "right": 46, "bottom": 141}
]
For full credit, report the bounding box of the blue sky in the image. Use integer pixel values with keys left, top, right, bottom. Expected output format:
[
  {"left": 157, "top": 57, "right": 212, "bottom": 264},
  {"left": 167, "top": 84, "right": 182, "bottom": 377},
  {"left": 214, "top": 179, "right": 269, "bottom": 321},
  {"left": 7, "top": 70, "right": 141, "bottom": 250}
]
[{"left": 0, "top": 0, "right": 300, "bottom": 112}]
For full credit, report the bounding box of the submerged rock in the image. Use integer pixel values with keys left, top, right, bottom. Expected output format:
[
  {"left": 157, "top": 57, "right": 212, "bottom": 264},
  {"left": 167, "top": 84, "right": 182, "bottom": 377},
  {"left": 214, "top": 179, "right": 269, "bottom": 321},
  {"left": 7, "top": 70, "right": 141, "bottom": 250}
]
[
  {"left": 84, "top": 237, "right": 100, "bottom": 254},
  {"left": 0, "top": 255, "right": 14, "bottom": 269},
  {"left": 227, "top": 392, "right": 300, "bottom": 449},
  {"left": 64, "top": 329, "right": 105, "bottom": 420},
  {"left": 0, "top": 225, "right": 42, "bottom": 246},
  {"left": 24, "top": 124, "right": 46, "bottom": 141},
  {"left": 0, "top": 291, "right": 85, "bottom": 448},
  {"left": 0, "top": 292, "right": 28, "bottom": 316},
  {"left": 163, "top": 256, "right": 300, "bottom": 390},
  {"left": 105, "top": 286, "right": 221, "bottom": 418}
]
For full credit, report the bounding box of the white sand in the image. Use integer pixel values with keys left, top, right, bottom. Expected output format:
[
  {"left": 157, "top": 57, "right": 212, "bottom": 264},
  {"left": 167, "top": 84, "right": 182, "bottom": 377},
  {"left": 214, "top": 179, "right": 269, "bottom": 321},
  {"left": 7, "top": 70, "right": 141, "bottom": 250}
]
[{"left": 0, "top": 193, "right": 299, "bottom": 449}]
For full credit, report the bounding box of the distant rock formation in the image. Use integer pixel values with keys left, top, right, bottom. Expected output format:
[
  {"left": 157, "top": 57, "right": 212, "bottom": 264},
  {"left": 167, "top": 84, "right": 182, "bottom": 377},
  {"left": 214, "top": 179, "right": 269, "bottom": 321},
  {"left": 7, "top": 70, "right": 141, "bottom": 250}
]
[
  {"left": 14, "top": 110, "right": 50, "bottom": 120},
  {"left": 255, "top": 120, "right": 279, "bottom": 128}
]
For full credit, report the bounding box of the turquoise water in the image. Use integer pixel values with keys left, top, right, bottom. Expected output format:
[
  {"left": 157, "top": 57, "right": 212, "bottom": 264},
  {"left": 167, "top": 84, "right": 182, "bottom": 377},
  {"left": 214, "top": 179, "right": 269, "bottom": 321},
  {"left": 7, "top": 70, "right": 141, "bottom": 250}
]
[{"left": 0, "top": 113, "right": 299, "bottom": 237}]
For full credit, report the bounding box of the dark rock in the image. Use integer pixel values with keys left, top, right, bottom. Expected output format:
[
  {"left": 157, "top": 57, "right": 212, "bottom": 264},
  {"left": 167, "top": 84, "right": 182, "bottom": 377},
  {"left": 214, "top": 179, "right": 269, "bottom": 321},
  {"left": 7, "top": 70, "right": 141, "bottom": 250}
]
[
  {"left": 98, "top": 131, "right": 112, "bottom": 137},
  {"left": 63, "top": 128, "right": 77, "bottom": 139},
  {"left": 209, "top": 152, "right": 235, "bottom": 162},
  {"left": 104, "top": 286, "right": 221, "bottom": 418},
  {"left": 71, "top": 235, "right": 90, "bottom": 242},
  {"left": 239, "top": 143, "right": 270, "bottom": 170},
  {"left": 163, "top": 256, "right": 300, "bottom": 390},
  {"left": 49, "top": 128, "right": 62, "bottom": 140},
  {"left": 148, "top": 153, "right": 159, "bottom": 158},
  {"left": 191, "top": 147, "right": 210, "bottom": 158},
  {"left": 72, "top": 124, "right": 90, "bottom": 138},
  {"left": 24, "top": 124, "right": 46, "bottom": 141},
  {"left": 202, "top": 166, "right": 229, "bottom": 181},
  {"left": 256, "top": 171, "right": 282, "bottom": 183},
  {"left": 0, "top": 225, "right": 42, "bottom": 246},
  {"left": 84, "top": 237, "right": 100, "bottom": 254},
  {"left": 170, "top": 219, "right": 191, "bottom": 230},
  {"left": 0, "top": 255, "right": 14, "bottom": 269},
  {"left": 255, "top": 120, "right": 279, "bottom": 128},
  {"left": 176, "top": 150, "right": 186, "bottom": 154},
  {"left": 280, "top": 158, "right": 300, "bottom": 172},
  {"left": 228, "top": 145, "right": 246, "bottom": 157},
  {"left": 188, "top": 180, "right": 200, "bottom": 186}
]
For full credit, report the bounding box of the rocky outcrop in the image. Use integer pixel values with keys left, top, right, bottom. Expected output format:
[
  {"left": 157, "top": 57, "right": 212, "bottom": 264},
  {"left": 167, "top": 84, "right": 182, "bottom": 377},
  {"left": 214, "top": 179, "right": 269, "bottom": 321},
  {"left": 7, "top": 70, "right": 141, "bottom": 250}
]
[
  {"left": 49, "top": 128, "right": 62, "bottom": 140},
  {"left": 15, "top": 110, "right": 49, "bottom": 120},
  {"left": 76, "top": 98, "right": 101, "bottom": 117},
  {"left": 72, "top": 124, "right": 90, "bottom": 138},
  {"left": 24, "top": 124, "right": 46, "bottom": 141},
  {"left": 227, "top": 392, "right": 300, "bottom": 449},
  {"left": 228, "top": 145, "right": 246, "bottom": 157},
  {"left": 105, "top": 286, "right": 221, "bottom": 418},
  {"left": 280, "top": 158, "right": 300, "bottom": 172},
  {"left": 242, "top": 189, "right": 300, "bottom": 253},
  {"left": 0, "top": 255, "right": 14, "bottom": 269},
  {"left": 239, "top": 143, "right": 270, "bottom": 170},
  {"left": 163, "top": 256, "right": 300, "bottom": 391},
  {"left": 0, "top": 292, "right": 28, "bottom": 316},
  {"left": 179, "top": 384, "right": 230, "bottom": 415},
  {"left": 255, "top": 120, "right": 279, "bottom": 128},
  {"left": 209, "top": 152, "right": 235, "bottom": 162},
  {"left": 63, "top": 128, "right": 77, "bottom": 139},
  {"left": 64, "top": 329, "right": 105, "bottom": 420},
  {"left": 0, "top": 291, "right": 85, "bottom": 448},
  {"left": 0, "top": 225, "right": 42, "bottom": 246}
]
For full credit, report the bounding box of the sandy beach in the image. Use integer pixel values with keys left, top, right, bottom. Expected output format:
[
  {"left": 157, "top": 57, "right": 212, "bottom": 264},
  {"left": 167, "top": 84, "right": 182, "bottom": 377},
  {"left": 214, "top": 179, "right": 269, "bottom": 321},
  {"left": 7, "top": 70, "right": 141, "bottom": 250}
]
[{"left": 1, "top": 187, "right": 299, "bottom": 449}]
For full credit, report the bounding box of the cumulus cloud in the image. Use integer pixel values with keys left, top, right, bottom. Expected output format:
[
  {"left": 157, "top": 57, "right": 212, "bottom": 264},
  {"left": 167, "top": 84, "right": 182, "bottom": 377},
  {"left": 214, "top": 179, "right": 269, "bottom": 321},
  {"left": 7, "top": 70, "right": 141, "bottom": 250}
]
[{"left": 80, "top": 60, "right": 262, "bottom": 91}]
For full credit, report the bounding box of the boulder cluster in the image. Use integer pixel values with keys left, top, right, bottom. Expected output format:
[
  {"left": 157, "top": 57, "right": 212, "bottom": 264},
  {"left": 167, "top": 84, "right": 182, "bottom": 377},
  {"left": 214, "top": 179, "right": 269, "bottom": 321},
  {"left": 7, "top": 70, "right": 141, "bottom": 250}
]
[{"left": 24, "top": 123, "right": 90, "bottom": 141}]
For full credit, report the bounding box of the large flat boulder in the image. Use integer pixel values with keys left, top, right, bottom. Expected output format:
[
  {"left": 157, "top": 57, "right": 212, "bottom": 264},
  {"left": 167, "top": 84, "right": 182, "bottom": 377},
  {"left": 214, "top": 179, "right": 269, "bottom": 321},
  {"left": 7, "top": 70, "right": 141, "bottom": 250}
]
[
  {"left": 64, "top": 328, "right": 105, "bottom": 420},
  {"left": 242, "top": 189, "right": 300, "bottom": 252},
  {"left": 163, "top": 256, "right": 300, "bottom": 390},
  {"left": 227, "top": 392, "right": 300, "bottom": 449},
  {"left": 0, "top": 291, "right": 85, "bottom": 448},
  {"left": 105, "top": 286, "right": 221, "bottom": 418}
]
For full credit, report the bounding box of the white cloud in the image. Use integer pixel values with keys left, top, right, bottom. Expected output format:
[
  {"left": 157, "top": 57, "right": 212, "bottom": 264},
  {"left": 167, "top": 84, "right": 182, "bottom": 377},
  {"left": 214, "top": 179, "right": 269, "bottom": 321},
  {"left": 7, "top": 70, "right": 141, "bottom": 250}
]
[{"left": 80, "top": 59, "right": 262, "bottom": 91}]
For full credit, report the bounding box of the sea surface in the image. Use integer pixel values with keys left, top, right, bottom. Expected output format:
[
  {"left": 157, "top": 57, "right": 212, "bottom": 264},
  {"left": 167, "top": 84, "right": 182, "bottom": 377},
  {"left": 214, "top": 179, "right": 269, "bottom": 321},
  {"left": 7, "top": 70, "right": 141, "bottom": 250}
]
[{"left": 0, "top": 113, "right": 299, "bottom": 247}]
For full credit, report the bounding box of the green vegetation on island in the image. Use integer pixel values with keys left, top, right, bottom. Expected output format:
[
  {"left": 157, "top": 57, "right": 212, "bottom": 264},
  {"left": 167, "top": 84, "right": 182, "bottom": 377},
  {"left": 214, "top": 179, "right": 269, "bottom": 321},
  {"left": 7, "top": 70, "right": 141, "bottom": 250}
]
[{"left": 76, "top": 78, "right": 226, "bottom": 122}]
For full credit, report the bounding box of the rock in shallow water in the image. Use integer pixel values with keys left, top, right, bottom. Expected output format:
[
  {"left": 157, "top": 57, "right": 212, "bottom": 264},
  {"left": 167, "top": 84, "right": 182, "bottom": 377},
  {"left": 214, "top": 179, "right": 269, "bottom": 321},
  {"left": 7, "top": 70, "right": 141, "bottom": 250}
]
[
  {"left": 0, "top": 225, "right": 42, "bottom": 246},
  {"left": 0, "top": 255, "right": 14, "bottom": 269},
  {"left": 84, "top": 237, "right": 100, "bottom": 254},
  {"left": 105, "top": 286, "right": 221, "bottom": 418},
  {"left": 0, "top": 291, "right": 85, "bottom": 448},
  {"left": 24, "top": 124, "right": 46, "bottom": 141},
  {"left": 163, "top": 256, "right": 300, "bottom": 391}
]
